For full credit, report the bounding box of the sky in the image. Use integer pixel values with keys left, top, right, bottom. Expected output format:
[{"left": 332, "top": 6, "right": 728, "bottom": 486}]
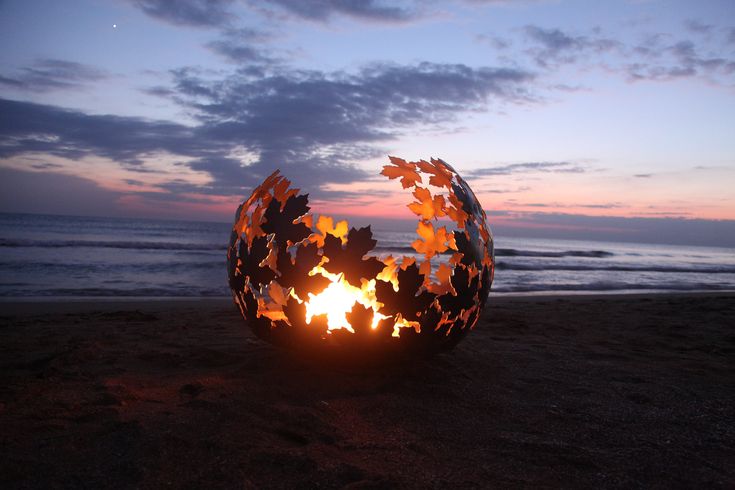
[{"left": 0, "top": 0, "right": 734, "bottom": 246}]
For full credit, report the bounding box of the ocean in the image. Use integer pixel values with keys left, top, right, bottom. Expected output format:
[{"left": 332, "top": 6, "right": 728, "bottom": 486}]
[{"left": 1, "top": 212, "right": 734, "bottom": 298}]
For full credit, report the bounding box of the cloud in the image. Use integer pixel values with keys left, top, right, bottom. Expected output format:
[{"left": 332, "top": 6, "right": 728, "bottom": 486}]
[
  {"left": 684, "top": 20, "right": 713, "bottom": 35},
  {"left": 253, "top": 0, "right": 417, "bottom": 23},
  {"left": 518, "top": 24, "right": 735, "bottom": 84},
  {"left": 0, "top": 98, "right": 213, "bottom": 165},
  {"left": 0, "top": 59, "right": 109, "bottom": 93},
  {"left": 625, "top": 36, "right": 735, "bottom": 82},
  {"left": 1, "top": 61, "right": 535, "bottom": 198},
  {"left": 205, "top": 28, "right": 277, "bottom": 64},
  {"left": 160, "top": 62, "right": 534, "bottom": 190},
  {"left": 467, "top": 161, "right": 585, "bottom": 177},
  {"left": 128, "top": 0, "right": 235, "bottom": 28},
  {"left": 522, "top": 25, "right": 619, "bottom": 68},
  {"left": 634, "top": 173, "right": 652, "bottom": 178},
  {"left": 506, "top": 201, "right": 623, "bottom": 209}
]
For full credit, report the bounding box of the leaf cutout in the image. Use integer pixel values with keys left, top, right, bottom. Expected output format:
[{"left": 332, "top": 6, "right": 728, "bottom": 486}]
[
  {"left": 276, "top": 241, "right": 330, "bottom": 299},
  {"left": 427, "top": 262, "right": 454, "bottom": 295},
  {"left": 281, "top": 294, "right": 307, "bottom": 329},
  {"left": 453, "top": 222, "right": 483, "bottom": 268},
  {"left": 245, "top": 201, "right": 268, "bottom": 245},
  {"left": 451, "top": 179, "right": 483, "bottom": 221},
  {"left": 418, "top": 303, "right": 448, "bottom": 336},
  {"left": 245, "top": 170, "right": 281, "bottom": 209},
  {"left": 438, "top": 265, "right": 479, "bottom": 319},
  {"left": 381, "top": 156, "right": 422, "bottom": 188},
  {"left": 310, "top": 215, "right": 349, "bottom": 247},
  {"left": 346, "top": 303, "right": 374, "bottom": 337},
  {"left": 241, "top": 289, "right": 273, "bottom": 339},
  {"left": 267, "top": 280, "right": 289, "bottom": 306},
  {"left": 375, "top": 263, "right": 436, "bottom": 322},
  {"left": 322, "top": 226, "right": 385, "bottom": 287},
  {"left": 272, "top": 176, "right": 299, "bottom": 204},
  {"left": 376, "top": 254, "right": 399, "bottom": 290},
  {"left": 445, "top": 193, "right": 469, "bottom": 229},
  {"left": 261, "top": 194, "right": 312, "bottom": 245},
  {"left": 407, "top": 186, "right": 446, "bottom": 220},
  {"left": 418, "top": 259, "right": 431, "bottom": 279},
  {"left": 416, "top": 158, "right": 454, "bottom": 189},
  {"left": 412, "top": 220, "right": 456, "bottom": 259},
  {"left": 238, "top": 235, "right": 276, "bottom": 289}
]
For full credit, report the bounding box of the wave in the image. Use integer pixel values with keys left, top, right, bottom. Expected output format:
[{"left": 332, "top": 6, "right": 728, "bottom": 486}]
[
  {"left": 374, "top": 245, "right": 614, "bottom": 258},
  {"left": 491, "top": 282, "right": 735, "bottom": 293},
  {"left": 495, "top": 248, "right": 613, "bottom": 258},
  {"left": 2, "top": 237, "right": 615, "bottom": 260},
  {"left": 0, "top": 260, "right": 225, "bottom": 273},
  {"left": 0, "top": 287, "right": 229, "bottom": 297},
  {"left": 0, "top": 238, "right": 226, "bottom": 251},
  {"left": 495, "top": 263, "right": 735, "bottom": 274}
]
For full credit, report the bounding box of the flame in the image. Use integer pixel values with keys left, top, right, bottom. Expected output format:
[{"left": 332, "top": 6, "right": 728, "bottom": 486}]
[{"left": 300, "top": 266, "right": 390, "bottom": 334}]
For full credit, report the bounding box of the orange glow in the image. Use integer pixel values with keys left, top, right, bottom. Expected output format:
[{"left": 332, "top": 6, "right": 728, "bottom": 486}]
[{"left": 301, "top": 266, "right": 391, "bottom": 333}]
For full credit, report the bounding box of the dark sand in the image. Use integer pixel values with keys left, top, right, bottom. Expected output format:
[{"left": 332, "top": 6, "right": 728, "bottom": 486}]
[{"left": 1, "top": 294, "right": 733, "bottom": 489}]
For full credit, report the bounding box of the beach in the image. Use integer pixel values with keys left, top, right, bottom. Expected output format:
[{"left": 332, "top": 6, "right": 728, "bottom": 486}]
[{"left": 1, "top": 293, "right": 733, "bottom": 488}]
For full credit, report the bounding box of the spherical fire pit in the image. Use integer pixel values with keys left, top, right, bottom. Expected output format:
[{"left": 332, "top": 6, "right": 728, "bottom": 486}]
[{"left": 227, "top": 157, "right": 494, "bottom": 360}]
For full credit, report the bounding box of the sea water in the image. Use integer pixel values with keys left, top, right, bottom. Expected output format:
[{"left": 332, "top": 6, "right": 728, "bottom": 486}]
[{"left": 1, "top": 212, "right": 733, "bottom": 298}]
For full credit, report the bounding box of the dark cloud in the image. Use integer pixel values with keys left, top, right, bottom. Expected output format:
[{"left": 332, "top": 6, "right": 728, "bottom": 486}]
[
  {"left": 30, "top": 162, "right": 63, "bottom": 170},
  {"left": 2, "top": 61, "right": 535, "bottom": 197},
  {"left": 475, "top": 34, "right": 511, "bottom": 50},
  {"left": 0, "top": 98, "right": 211, "bottom": 164},
  {"left": 626, "top": 38, "right": 735, "bottom": 81},
  {"left": 205, "top": 28, "right": 277, "bottom": 64},
  {"left": 634, "top": 173, "right": 652, "bottom": 178},
  {"left": 684, "top": 20, "right": 713, "bottom": 35},
  {"left": 479, "top": 185, "right": 530, "bottom": 194},
  {"left": 255, "top": 0, "right": 416, "bottom": 22},
  {"left": 519, "top": 24, "right": 735, "bottom": 84},
  {"left": 468, "top": 161, "right": 585, "bottom": 177},
  {"left": 129, "top": 0, "right": 235, "bottom": 28},
  {"left": 522, "top": 25, "right": 619, "bottom": 68},
  {"left": 161, "top": 62, "right": 534, "bottom": 190},
  {"left": 509, "top": 202, "right": 623, "bottom": 209},
  {"left": 0, "top": 59, "right": 108, "bottom": 93}
]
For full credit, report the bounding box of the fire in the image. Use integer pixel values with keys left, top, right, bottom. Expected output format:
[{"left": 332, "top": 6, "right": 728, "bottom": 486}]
[{"left": 301, "top": 266, "right": 390, "bottom": 333}]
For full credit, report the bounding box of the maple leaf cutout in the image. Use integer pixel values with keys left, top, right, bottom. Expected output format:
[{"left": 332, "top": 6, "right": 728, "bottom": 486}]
[
  {"left": 272, "top": 176, "right": 299, "bottom": 204},
  {"left": 445, "top": 193, "right": 469, "bottom": 228},
  {"left": 427, "top": 262, "right": 454, "bottom": 295},
  {"left": 322, "top": 226, "right": 385, "bottom": 287},
  {"left": 407, "top": 186, "right": 446, "bottom": 220},
  {"left": 310, "top": 215, "right": 348, "bottom": 248},
  {"left": 381, "top": 156, "right": 422, "bottom": 188},
  {"left": 416, "top": 158, "right": 454, "bottom": 189},
  {"left": 412, "top": 220, "right": 456, "bottom": 259}
]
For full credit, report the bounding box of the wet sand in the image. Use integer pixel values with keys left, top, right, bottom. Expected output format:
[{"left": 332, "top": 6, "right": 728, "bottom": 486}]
[{"left": 1, "top": 293, "right": 733, "bottom": 488}]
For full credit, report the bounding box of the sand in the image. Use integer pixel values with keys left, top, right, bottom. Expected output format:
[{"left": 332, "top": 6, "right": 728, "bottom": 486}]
[{"left": 1, "top": 293, "right": 733, "bottom": 489}]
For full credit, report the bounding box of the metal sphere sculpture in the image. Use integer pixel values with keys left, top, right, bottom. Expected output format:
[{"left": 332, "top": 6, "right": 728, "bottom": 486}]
[{"left": 227, "top": 157, "right": 494, "bottom": 360}]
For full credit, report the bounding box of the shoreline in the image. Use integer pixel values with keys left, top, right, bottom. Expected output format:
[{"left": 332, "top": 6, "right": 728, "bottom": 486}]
[{"left": 1, "top": 289, "right": 734, "bottom": 314}]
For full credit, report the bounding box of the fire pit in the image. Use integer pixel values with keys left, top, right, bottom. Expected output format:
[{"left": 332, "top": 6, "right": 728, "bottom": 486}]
[{"left": 227, "top": 157, "right": 494, "bottom": 360}]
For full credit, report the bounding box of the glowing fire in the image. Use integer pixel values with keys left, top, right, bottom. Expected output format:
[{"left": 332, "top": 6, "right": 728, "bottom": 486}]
[{"left": 300, "top": 266, "right": 392, "bottom": 333}]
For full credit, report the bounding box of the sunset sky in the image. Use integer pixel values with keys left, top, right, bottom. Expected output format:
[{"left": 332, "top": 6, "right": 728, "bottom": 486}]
[{"left": 1, "top": 0, "right": 734, "bottom": 245}]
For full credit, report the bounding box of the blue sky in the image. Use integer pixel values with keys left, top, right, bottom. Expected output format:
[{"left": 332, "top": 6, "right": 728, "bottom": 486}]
[{"left": 0, "top": 0, "right": 734, "bottom": 245}]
